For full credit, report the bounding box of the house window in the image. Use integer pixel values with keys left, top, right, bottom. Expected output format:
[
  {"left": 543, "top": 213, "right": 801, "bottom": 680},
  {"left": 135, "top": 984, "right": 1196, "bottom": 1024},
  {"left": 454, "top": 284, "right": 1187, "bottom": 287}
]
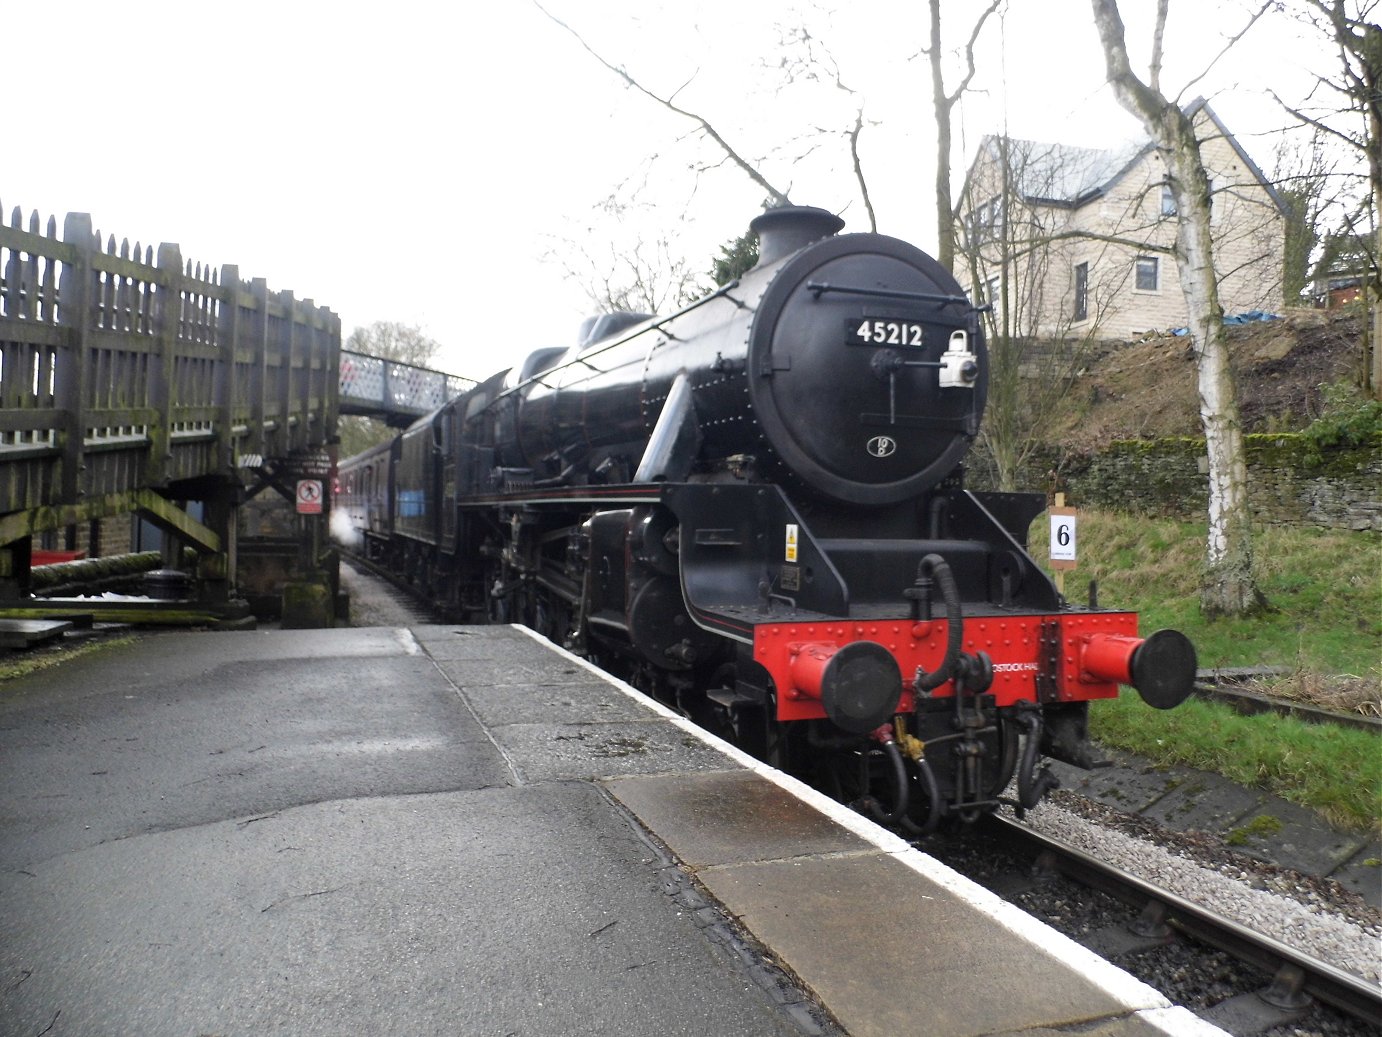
[
  {"left": 1160, "top": 184, "right": 1176, "bottom": 216},
  {"left": 1135, "top": 256, "right": 1160, "bottom": 291},
  {"left": 986, "top": 276, "right": 1002, "bottom": 321},
  {"left": 969, "top": 196, "right": 1004, "bottom": 243},
  {"left": 1073, "top": 262, "right": 1089, "bottom": 321}
]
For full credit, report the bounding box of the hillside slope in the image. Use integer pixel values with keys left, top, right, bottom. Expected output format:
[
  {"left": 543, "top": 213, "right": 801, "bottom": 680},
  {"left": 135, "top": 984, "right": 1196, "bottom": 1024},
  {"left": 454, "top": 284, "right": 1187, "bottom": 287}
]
[{"left": 1047, "top": 309, "right": 1366, "bottom": 450}]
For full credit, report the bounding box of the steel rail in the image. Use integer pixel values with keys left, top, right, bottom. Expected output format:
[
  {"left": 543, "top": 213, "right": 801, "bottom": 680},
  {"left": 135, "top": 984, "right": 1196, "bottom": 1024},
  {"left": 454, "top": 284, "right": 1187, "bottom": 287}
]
[{"left": 982, "top": 813, "right": 1382, "bottom": 1026}]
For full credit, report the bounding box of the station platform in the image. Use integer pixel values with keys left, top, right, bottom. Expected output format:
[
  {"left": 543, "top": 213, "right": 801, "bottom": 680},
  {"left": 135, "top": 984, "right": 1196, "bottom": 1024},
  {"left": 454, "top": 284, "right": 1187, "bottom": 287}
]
[{"left": 0, "top": 625, "right": 1228, "bottom": 1037}]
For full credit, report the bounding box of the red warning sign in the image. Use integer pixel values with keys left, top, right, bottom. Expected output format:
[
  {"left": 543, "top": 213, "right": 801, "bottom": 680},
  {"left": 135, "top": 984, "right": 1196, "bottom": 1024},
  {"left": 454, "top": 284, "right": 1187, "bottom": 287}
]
[{"left": 296, "top": 479, "right": 323, "bottom": 515}]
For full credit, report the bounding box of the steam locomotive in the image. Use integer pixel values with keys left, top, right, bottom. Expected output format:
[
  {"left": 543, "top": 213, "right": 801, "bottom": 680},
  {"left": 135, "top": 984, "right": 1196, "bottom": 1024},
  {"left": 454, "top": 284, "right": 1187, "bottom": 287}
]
[{"left": 337, "top": 205, "right": 1196, "bottom": 831}]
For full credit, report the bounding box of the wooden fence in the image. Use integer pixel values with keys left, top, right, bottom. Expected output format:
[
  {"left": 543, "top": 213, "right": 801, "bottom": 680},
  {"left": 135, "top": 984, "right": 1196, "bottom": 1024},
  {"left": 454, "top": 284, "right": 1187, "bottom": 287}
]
[{"left": 0, "top": 205, "right": 340, "bottom": 521}]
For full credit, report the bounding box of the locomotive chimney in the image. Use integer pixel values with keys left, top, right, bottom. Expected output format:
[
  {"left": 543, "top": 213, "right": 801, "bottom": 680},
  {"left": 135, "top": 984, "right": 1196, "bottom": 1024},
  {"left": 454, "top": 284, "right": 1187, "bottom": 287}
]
[{"left": 750, "top": 205, "right": 845, "bottom": 267}]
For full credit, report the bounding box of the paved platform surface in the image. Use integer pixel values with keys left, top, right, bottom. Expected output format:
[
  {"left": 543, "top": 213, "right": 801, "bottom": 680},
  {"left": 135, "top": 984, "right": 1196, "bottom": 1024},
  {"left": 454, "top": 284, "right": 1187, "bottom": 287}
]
[{"left": 0, "top": 625, "right": 1227, "bottom": 1037}]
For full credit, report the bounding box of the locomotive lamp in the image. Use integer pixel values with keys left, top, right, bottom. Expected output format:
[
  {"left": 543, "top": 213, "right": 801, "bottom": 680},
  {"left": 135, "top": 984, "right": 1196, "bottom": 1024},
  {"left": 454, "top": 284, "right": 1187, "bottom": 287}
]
[{"left": 938, "top": 329, "right": 980, "bottom": 389}]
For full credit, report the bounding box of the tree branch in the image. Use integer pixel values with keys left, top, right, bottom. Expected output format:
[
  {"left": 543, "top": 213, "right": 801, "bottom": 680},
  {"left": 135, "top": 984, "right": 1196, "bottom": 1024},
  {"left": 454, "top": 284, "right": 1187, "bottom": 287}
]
[
  {"left": 1175, "top": 0, "right": 1274, "bottom": 105},
  {"left": 1150, "top": 0, "right": 1168, "bottom": 95},
  {"left": 847, "top": 107, "right": 877, "bottom": 232},
  {"left": 944, "top": 0, "right": 1003, "bottom": 107},
  {"left": 534, "top": 2, "right": 792, "bottom": 207}
]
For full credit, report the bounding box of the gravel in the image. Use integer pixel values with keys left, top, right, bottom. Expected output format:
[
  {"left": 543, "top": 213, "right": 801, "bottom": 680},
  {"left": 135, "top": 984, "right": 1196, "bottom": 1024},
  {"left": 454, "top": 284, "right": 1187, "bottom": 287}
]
[
  {"left": 1022, "top": 793, "right": 1382, "bottom": 985},
  {"left": 923, "top": 791, "right": 1381, "bottom": 1037}
]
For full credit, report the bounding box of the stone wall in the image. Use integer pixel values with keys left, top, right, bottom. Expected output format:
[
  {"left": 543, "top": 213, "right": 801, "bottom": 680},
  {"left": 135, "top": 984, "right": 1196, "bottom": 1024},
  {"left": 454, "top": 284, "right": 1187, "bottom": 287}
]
[{"left": 972, "top": 434, "right": 1381, "bottom": 531}]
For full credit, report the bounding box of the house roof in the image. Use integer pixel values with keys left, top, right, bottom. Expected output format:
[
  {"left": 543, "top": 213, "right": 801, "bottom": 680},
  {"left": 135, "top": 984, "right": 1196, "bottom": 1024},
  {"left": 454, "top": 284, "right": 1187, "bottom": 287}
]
[
  {"left": 960, "top": 99, "right": 1288, "bottom": 216},
  {"left": 997, "top": 137, "right": 1151, "bottom": 206}
]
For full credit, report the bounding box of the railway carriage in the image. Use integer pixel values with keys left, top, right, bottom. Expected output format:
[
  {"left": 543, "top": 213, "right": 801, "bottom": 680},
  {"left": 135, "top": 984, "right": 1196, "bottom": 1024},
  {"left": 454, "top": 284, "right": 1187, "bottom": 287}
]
[{"left": 335, "top": 437, "right": 395, "bottom": 560}]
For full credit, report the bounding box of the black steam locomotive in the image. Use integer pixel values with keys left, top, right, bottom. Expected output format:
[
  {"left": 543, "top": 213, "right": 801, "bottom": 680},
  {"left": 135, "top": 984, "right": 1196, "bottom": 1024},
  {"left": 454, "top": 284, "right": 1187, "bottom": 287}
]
[{"left": 337, "top": 206, "right": 1195, "bottom": 830}]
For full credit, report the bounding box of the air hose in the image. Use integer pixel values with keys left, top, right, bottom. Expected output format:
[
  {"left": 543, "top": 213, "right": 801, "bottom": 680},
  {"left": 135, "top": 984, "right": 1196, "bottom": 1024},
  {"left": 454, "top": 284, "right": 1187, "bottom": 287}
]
[
  {"left": 1017, "top": 711, "right": 1060, "bottom": 809},
  {"left": 854, "top": 737, "right": 911, "bottom": 826},
  {"left": 899, "top": 756, "right": 943, "bottom": 836}
]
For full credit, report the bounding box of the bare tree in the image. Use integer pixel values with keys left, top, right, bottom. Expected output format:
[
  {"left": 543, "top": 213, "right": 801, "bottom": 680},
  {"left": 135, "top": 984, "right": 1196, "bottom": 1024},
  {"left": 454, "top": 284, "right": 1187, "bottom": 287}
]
[
  {"left": 1271, "top": 127, "right": 1341, "bottom": 305},
  {"left": 924, "top": 0, "right": 1002, "bottom": 273},
  {"left": 344, "top": 321, "right": 442, "bottom": 368},
  {"left": 958, "top": 136, "right": 1133, "bottom": 490},
  {"left": 1090, "top": 0, "right": 1267, "bottom": 616},
  {"left": 1274, "top": 0, "right": 1380, "bottom": 395},
  {"left": 548, "top": 224, "right": 706, "bottom": 317}
]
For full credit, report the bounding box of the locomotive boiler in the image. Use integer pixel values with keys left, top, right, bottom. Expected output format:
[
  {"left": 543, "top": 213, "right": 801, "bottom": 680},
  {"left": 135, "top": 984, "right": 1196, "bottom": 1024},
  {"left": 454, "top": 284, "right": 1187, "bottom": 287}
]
[{"left": 337, "top": 205, "right": 1196, "bottom": 830}]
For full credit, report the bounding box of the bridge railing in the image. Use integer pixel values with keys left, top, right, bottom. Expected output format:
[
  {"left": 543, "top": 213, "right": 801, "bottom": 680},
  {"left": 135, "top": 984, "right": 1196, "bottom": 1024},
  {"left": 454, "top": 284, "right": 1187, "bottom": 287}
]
[
  {"left": 0, "top": 206, "right": 340, "bottom": 517},
  {"left": 339, "top": 350, "right": 475, "bottom": 425}
]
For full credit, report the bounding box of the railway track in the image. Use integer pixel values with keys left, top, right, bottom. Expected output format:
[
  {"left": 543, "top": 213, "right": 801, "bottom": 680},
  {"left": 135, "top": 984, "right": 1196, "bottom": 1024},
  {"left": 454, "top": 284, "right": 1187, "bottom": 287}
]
[
  {"left": 962, "top": 812, "right": 1382, "bottom": 1035},
  {"left": 337, "top": 557, "right": 447, "bottom": 628}
]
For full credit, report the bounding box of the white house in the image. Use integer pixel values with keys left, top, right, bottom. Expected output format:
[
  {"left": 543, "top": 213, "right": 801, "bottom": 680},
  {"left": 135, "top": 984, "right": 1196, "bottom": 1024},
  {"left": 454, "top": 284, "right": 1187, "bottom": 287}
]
[{"left": 955, "top": 99, "right": 1287, "bottom": 341}]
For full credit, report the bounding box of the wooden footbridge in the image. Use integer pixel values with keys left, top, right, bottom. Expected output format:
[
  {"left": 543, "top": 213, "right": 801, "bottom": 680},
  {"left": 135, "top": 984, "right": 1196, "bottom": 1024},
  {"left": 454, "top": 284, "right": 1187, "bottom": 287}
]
[{"left": 0, "top": 204, "right": 466, "bottom": 629}]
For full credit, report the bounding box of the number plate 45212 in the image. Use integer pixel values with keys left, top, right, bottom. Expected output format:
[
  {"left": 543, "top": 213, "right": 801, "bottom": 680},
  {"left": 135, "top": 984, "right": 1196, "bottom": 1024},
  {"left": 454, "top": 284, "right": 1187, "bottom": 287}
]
[{"left": 847, "top": 317, "right": 926, "bottom": 348}]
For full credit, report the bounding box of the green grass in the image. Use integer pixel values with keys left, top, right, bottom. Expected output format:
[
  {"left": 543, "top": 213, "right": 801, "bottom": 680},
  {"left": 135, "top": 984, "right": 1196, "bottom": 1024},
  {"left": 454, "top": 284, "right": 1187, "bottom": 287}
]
[
  {"left": 1070, "top": 512, "right": 1380, "bottom": 678},
  {"left": 1091, "top": 694, "right": 1382, "bottom": 833},
  {"left": 0, "top": 634, "right": 140, "bottom": 686},
  {"left": 1051, "top": 512, "right": 1381, "bottom": 833}
]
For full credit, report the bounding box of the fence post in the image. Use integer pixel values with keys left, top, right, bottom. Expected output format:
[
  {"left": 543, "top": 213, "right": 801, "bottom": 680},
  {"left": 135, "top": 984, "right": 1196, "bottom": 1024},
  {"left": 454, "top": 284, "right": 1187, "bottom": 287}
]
[
  {"left": 56, "top": 212, "right": 93, "bottom": 504},
  {"left": 151, "top": 242, "right": 182, "bottom": 486},
  {"left": 280, "top": 288, "right": 299, "bottom": 452},
  {"left": 249, "top": 277, "right": 269, "bottom": 458},
  {"left": 325, "top": 309, "right": 341, "bottom": 445},
  {"left": 214, "top": 265, "right": 236, "bottom": 472}
]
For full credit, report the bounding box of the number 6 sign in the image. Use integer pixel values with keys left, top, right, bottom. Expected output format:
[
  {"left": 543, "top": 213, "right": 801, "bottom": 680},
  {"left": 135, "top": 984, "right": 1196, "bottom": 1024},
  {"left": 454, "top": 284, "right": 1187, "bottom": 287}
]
[{"left": 1049, "top": 505, "right": 1077, "bottom": 569}]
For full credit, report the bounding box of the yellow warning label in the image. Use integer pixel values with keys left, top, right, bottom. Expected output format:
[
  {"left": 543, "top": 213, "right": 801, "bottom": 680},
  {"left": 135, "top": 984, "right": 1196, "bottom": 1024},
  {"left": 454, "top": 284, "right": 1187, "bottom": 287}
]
[{"left": 785, "top": 524, "right": 799, "bottom": 563}]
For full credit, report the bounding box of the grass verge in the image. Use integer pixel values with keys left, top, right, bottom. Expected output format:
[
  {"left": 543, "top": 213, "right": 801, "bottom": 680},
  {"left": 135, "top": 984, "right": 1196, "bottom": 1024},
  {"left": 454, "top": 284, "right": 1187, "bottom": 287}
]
[
  {"left": 1090, "top": 695, "right": 1381, "bottom": 834},
  {"left": 0, "top": 634, "right": 140, "bottom": 686},
  {"left": 1053, "top": 511, "right": 1381, "bottom": 834},
  {"left": 1070, "top": 512, "right": 1380, "bottom": 680}
]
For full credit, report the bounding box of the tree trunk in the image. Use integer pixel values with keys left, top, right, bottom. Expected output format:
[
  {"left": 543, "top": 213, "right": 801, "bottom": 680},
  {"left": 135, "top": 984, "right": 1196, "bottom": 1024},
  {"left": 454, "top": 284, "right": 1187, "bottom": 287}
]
[
  {"left": 929, "top": 0, "right": 955, "bottom": 273},
  {"left": 1091, "top": 0, "right": 1265, "bottom": 616},
  {"left": 1167, "top": 127, "right": 1261, "bottom": 614}
]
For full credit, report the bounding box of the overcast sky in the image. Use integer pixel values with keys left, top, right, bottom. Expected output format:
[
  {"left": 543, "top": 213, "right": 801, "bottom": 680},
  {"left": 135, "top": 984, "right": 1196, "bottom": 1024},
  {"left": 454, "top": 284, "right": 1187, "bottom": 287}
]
[{"left": 3, "top": 0, "right": 1330, "bottom": 379}]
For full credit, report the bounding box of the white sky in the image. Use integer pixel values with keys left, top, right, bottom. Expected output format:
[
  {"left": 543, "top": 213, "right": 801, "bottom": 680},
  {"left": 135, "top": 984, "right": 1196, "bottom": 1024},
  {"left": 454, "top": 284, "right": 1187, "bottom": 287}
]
[{"left": 3, "top": 0, "right": 1333, "bottom": 379}]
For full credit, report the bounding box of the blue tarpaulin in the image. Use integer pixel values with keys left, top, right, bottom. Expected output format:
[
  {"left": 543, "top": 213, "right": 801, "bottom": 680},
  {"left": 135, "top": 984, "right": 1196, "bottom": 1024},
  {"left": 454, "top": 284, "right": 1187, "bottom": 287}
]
[{"left": 1170, "top": 311, "right": 1281, "bottom": 335}]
